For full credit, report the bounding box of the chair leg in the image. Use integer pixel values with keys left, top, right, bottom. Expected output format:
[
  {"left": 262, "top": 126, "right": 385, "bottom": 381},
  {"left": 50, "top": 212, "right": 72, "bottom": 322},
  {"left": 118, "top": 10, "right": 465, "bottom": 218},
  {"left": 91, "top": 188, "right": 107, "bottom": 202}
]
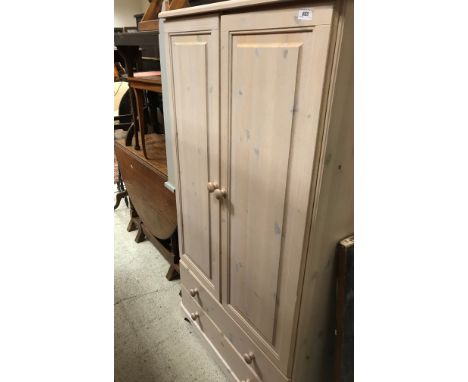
[
  {"left": 133, "top": 87, "right": 148, "bottom": 159},
  {"left": 129, "top": 88, "right": 140, "bottom": 150},
  {"left": 114, "top": 191, "right": 128, "bottom": 210},
  {"left": 127, "top": 218, "right": 138, "bottom": 232}
]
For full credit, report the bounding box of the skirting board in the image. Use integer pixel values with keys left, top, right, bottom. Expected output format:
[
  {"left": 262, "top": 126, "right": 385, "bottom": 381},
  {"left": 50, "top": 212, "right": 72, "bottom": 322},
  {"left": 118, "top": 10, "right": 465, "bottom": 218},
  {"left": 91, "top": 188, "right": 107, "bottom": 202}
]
[{"left": 180, "top": 302, "right": 237, "bottom": 382}]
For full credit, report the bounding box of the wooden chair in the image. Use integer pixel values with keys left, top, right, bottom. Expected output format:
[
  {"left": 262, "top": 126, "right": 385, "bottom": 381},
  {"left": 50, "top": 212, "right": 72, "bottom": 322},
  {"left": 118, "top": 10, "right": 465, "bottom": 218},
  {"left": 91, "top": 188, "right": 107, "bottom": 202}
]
[{"left": 138, "top": 0, "right": 189, "bottom": 31}]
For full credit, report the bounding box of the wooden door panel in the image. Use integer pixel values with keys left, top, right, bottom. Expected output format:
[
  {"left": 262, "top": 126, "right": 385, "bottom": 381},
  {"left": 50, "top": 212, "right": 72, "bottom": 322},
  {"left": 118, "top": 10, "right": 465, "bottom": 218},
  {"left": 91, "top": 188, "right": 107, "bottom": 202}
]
[
  {"left": 173, "top": 39, "right": 210, "bottom": 276},
  {"left": 229, "top": 39, "right": 302, "bottom": 343},
  {"left": 221, "top": 24, "right": 332, "bottom": 371},
  {"left": 168, "top": 23, "right": 220, "bottom": 297}
]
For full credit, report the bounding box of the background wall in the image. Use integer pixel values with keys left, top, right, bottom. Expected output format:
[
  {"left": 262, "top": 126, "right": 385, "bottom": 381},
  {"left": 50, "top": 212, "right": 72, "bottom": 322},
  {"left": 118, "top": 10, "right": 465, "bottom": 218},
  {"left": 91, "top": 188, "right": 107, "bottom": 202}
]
[{"left": 114, "top": 0, "right": 149, "bottom": 27}]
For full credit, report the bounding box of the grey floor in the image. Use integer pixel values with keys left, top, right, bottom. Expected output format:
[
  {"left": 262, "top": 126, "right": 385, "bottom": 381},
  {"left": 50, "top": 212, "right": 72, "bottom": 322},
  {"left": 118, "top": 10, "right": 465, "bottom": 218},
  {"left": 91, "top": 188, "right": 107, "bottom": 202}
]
[{"left": 114, "top": 200, "right": 228, "bottom": 382}]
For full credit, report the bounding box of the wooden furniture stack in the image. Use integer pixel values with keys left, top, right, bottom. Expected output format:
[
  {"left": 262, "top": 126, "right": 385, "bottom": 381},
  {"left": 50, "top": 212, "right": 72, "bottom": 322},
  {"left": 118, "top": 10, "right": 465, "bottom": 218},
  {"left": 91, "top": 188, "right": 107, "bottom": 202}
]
[
  {"left": 160, "top": 0, "right": 353, "bottom": 380},
  {"left": 114, "top": 71, "right": 181, "bottom": 279},
  {"left": 114, "top": 16, "right": 182, "bottom": 279},
  {"left": 114, "top": 30, "right": 161, "bottom": 148}
]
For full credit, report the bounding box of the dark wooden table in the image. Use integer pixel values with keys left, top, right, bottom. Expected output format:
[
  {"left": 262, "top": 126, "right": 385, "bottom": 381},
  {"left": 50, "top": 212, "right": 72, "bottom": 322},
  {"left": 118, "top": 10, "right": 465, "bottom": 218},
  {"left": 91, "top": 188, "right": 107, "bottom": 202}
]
[{"left": 115, "top": 135, "right": 180, "bottom": 280}]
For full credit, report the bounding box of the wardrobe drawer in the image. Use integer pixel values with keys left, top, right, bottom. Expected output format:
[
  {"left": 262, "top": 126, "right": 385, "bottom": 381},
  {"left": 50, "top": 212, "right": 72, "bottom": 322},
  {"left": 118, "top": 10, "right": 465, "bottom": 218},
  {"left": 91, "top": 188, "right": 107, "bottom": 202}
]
[
  {"left": 181, "top": 258, "right": 220, "bottom": 314},
  {"left": 181, "top": 285, "right": 259, "bottom": 382},
  {"left": 181, "top": 261, "right": 290, "bottom": 382}
]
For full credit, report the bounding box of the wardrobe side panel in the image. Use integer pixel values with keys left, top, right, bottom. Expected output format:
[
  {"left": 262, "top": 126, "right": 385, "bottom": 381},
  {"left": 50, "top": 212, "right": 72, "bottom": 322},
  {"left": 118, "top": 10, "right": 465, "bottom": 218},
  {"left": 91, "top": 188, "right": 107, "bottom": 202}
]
[{"left": 292, "top": 1, "right": 354, "bottom": 380}]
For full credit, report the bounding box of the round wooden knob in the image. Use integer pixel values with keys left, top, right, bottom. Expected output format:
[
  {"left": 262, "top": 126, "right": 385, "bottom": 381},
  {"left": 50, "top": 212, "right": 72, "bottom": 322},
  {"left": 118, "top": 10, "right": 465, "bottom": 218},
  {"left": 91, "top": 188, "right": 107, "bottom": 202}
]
[
  {"left": 190, "top": 312, "right": 199, "bottom": 321},
  {"left": 214, "top": 188, "right": 227, "bottom": 200},
  {"left": 243, "top": 352, "right": 255, "bottom": 364},
  {"left": 207, "top": 182, "right": 219, "bottom": 193},
  {"left": 189, "top": 288, "right": 198, "bottom": 297}
]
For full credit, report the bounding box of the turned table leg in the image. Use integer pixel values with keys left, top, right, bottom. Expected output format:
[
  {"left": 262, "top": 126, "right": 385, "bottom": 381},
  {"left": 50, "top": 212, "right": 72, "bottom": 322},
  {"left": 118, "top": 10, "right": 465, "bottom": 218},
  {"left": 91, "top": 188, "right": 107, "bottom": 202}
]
[
  {"left": 166, "top": 265, "right": 179, "bottom": 281},
  {"left": 126, "top": 199, "right": 140, "bottom": 232}
]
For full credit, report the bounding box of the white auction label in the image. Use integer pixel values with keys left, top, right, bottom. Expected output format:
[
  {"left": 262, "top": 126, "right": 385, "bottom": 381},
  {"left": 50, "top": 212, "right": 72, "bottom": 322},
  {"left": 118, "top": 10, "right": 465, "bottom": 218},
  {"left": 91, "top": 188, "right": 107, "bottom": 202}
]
[{"left": 298, "top": 9, "right": 313, "bottom": 20}]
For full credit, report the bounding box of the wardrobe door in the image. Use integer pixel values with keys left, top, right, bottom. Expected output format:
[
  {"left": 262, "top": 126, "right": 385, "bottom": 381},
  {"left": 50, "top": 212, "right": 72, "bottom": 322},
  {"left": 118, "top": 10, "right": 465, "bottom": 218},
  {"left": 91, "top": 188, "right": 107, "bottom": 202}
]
[
  {"left": 219, "top": 5, "right": 333, "bottom": 373},
  {"left": 164, "top": 17, "right": 221, "bottom": 298}
]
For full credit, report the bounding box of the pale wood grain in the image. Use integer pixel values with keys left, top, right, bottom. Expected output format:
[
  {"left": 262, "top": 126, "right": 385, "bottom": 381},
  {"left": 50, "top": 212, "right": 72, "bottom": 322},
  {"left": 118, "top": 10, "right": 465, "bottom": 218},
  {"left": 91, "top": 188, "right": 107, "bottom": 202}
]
[
  {"left": 220, "top": 9, "right": 333, "bottom": 374},
  {"left": 162, "top": 16, "right": 222, "bottom": 299},
  {"left": 292, "top": 1, "right": 354, "bottom": 380},
  {"left": 172, "top": 37, "right": 211, "bottom": 276},
  {"left": 228, "top": 36, "right": 301, "bottom": 343},
  {"left": 179, "top": 302, "right": 238, "bottom": 382},
  {"left": 164, "top": 16, "right": 219, "bottom": 32},
  {"left": 220, "top": 3, "right": 333, "bottom": 30},
  {"left": 182, "top": 286, "right": 261, "bottom": 382},
  {"left": 160, "top": 0, "right": 330, "bottom": 19},
  {"left": 162, "top": 1, "right": 353, "bottom": 380},
  {"left": 159, "top": 19, "right": 177, "bottom": 192},
  {"left": 181, "top": 260, "right": 291, "bottom": 382}
]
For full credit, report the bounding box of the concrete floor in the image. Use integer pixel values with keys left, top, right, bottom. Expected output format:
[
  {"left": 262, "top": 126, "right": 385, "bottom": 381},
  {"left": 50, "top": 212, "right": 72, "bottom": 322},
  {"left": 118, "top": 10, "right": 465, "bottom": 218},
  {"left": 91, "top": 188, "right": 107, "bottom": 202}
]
[{"left": 114, "top": 201, "right": 228, "bottom": 382}]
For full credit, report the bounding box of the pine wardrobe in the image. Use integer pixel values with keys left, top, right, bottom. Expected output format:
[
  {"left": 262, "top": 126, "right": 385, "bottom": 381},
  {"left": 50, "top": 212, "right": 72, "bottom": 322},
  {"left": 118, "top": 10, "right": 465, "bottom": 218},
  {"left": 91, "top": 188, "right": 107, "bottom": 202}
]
[{"left": 160, "top": 0, "right": 353, "bottom": 380}]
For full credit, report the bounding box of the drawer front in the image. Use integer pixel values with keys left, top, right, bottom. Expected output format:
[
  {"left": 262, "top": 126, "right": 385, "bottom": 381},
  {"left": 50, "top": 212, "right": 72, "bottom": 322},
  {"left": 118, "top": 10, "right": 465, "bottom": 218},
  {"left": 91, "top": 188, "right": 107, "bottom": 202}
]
[
  {"left": 181, "top": 261, "right": 290, "bottom": 382},
  {"left": 181, "top": 285, "right": 258, "bottom": 382}
]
